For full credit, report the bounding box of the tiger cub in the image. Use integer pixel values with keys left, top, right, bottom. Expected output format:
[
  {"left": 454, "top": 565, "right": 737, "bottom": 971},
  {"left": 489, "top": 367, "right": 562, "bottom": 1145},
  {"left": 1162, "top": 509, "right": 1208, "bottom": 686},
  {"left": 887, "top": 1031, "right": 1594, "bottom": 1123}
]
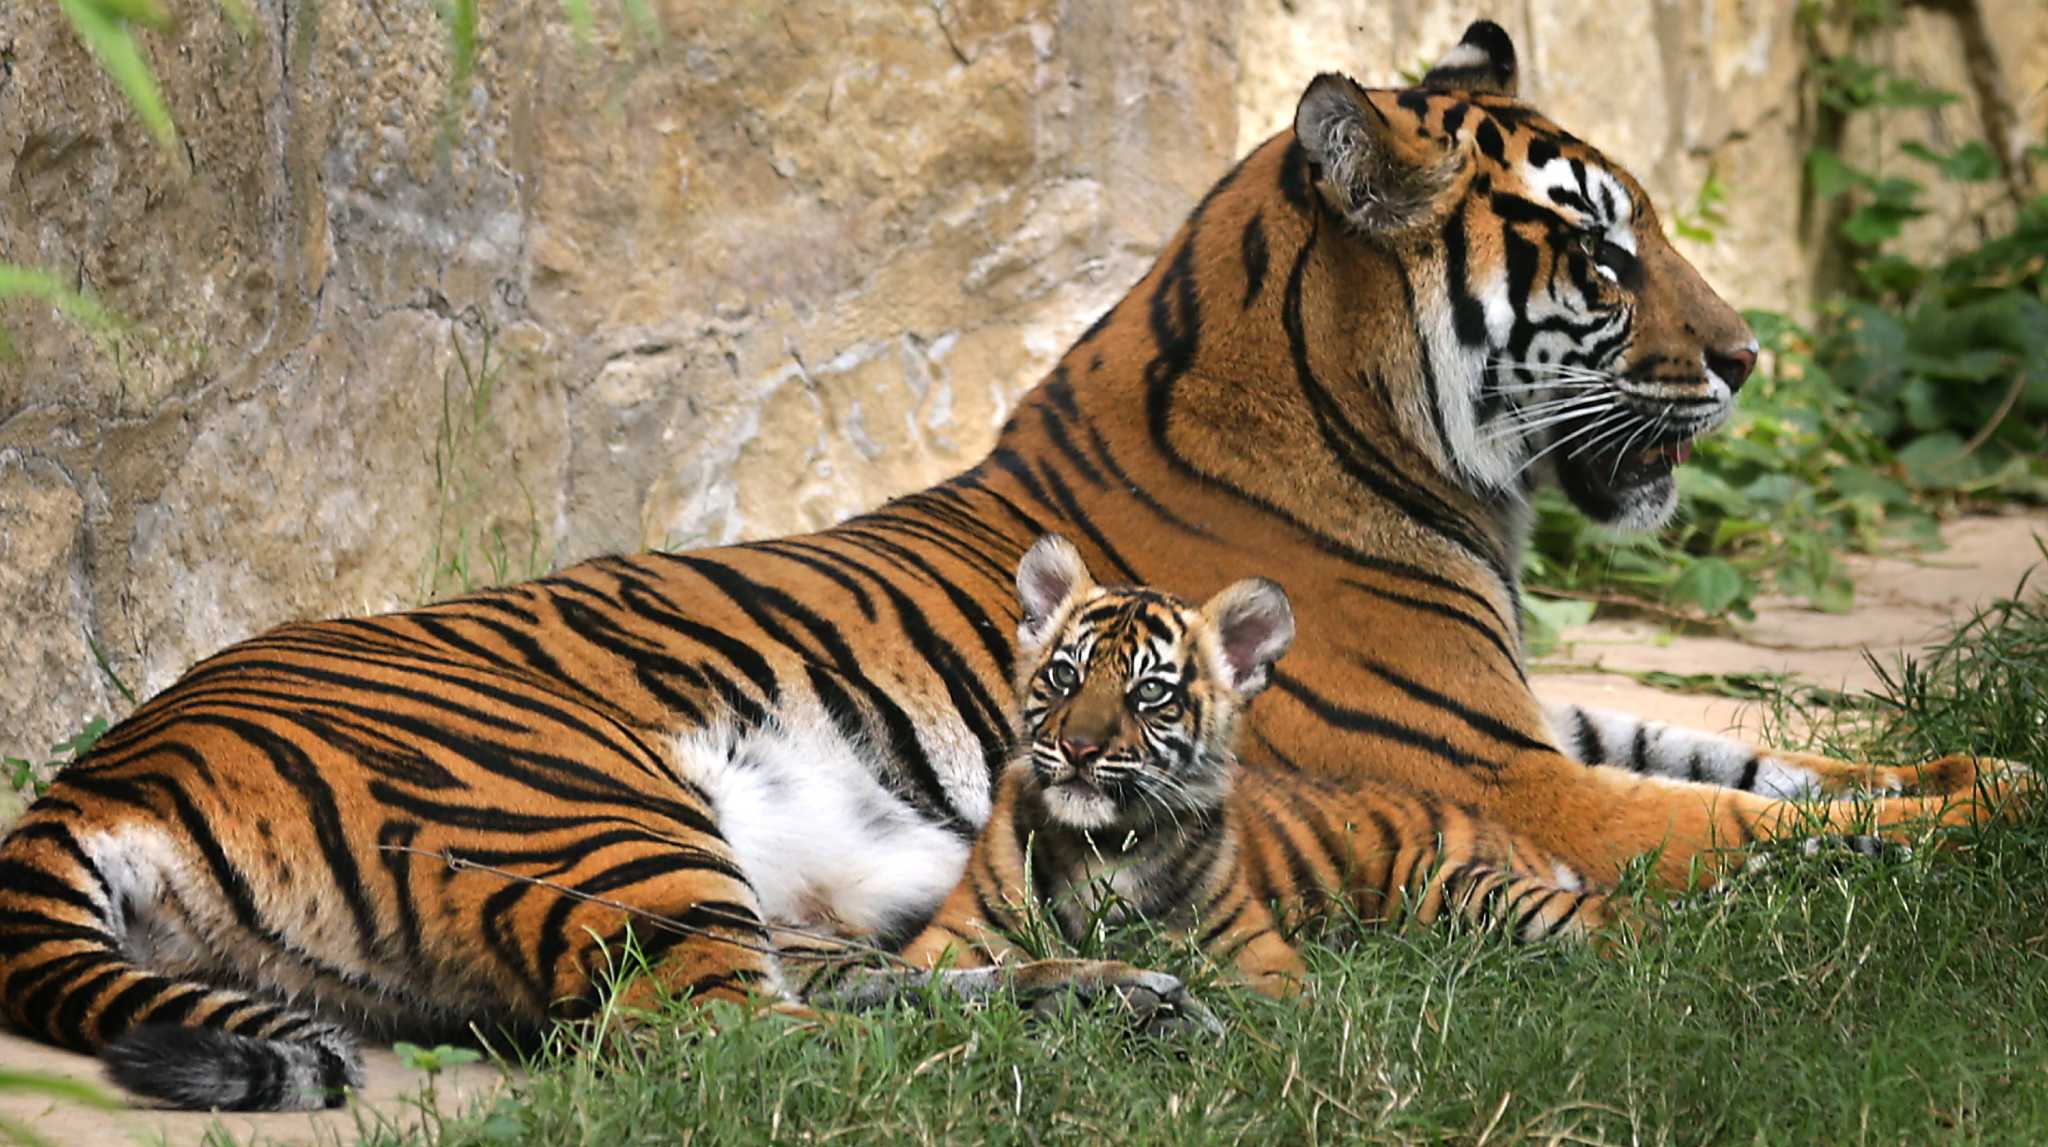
[{"left": 900, "top": 535, "right": 1620, "bottom": 995}]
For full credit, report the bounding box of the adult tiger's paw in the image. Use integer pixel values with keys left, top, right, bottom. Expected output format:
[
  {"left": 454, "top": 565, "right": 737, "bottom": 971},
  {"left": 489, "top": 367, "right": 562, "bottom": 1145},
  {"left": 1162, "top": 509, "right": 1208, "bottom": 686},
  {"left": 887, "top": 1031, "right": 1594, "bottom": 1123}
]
[
  {"left": 1909, "top": 754, "right": 2036, "bottom": 807},
  {"left": 1014, "top": 959, "right": 1225, "bottom": 1040}
]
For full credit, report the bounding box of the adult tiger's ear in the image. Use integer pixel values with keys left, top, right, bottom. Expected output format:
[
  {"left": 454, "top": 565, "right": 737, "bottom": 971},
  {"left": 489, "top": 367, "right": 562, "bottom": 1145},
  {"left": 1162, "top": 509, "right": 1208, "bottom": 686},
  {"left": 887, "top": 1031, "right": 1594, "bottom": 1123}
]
[
  {"left": 1201, "top": 578, "right": 1295, "bottom": 699},
  {"left": 1015, "top": 534, "right": 1093, "bottom": 647},
  {"left": 1420, "top": 20, "right": 1519, "bottom": 98},
  {"left": 1293, "top": 73, "right": 1457, "bottom": 233}
]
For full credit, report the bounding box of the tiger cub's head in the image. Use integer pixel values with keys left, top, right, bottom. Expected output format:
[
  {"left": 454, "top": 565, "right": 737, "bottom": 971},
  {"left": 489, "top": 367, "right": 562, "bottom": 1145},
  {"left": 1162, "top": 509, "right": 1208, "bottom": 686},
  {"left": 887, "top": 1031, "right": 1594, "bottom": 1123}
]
[{"left": 1006, "top": 535, "right": 1294, "bottom": 834}]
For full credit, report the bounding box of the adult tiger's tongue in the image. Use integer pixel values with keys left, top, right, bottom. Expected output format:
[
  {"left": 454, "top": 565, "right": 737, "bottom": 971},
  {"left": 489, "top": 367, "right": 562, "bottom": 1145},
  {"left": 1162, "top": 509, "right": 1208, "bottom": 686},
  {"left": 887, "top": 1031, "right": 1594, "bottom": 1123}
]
[{"left": 1633, "top": 440, "right": 1694, "bottom": 470}]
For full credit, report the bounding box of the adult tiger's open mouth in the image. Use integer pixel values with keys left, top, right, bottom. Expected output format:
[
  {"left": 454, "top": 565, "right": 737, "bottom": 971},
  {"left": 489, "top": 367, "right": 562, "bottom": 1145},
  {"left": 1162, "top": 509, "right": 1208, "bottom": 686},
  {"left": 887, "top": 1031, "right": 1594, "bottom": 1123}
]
[
  {"left": 1554, "top": 420, "right": 1704, "bottom": 529},
  {"left": 1596, "top": 434, "right": 1695, "bottom": 488}
]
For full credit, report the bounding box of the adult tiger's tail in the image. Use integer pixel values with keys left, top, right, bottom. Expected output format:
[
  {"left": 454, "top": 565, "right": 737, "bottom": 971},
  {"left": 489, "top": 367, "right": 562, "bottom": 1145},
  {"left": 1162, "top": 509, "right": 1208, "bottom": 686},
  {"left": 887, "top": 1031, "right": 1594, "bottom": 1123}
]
[{"left": 0, "top": 816, "right": 364, "bottom": 1111}]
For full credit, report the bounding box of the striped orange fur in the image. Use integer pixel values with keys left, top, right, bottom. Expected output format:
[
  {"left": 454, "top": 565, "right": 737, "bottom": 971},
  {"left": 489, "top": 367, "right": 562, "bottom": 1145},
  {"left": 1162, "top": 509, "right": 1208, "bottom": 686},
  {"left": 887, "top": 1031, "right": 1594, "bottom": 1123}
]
[
  {"left": 902, "top": 536, "right": 1617, "bottom": 996},
  {"left": 0, "top": 19, "right": 2025, "bottom": 1110}
]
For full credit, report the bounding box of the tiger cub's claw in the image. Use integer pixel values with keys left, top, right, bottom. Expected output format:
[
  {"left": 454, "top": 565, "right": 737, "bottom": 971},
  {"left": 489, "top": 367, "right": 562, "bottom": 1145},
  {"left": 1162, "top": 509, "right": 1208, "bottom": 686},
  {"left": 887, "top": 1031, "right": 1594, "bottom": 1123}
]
[{"left": 1015, "top": 960, "right": 1225, "bottom": 1040}]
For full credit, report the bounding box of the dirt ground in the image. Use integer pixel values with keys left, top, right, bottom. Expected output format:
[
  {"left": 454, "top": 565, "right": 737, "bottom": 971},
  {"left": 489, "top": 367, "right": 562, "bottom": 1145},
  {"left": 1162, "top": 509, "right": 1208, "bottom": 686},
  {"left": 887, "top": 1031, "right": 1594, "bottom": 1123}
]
[
  {"left": 3, "top": 509, "right": 2042, "bottom": 1146},
  {"left": 1537, "top": 510, "right": 2047, "bottom": 738}
]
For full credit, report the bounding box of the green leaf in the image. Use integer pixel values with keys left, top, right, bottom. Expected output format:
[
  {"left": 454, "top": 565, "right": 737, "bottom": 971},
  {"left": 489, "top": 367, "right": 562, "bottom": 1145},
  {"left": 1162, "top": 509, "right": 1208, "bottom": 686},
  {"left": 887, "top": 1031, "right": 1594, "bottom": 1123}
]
[
  {"left": 394, "top": 1041, "right": 483, "bottom": 1074},
  {"left": 1812, "top": 574, "right": 1855, "bottom": 614},
  {"left": 1672, "top": 218, "right": 1714, "bottom": 245},
  {"left": 55, "top": 0, "right": 181, "bottom": 161},
  {"left": 1521, "top": 595, "right": 1596, "bottom": 659},
  {"left": 1855, "top": 253, "right": 1923, "bottom": 296},
  {"left": 479, "top": 1097, "right": 528, "bottom": 1143},
  {"left": 1841, "top": 204, "right": 1914, "bottom": 247},
  {"left": 1875, "top": 75, "right": 1959, "bottom": 110},
  {"left": 1740, "top": 474, "right": 1807, "bottom": 508},
  {"left": 1901, "top": 139, "right": 1999, "bottom": 183},
  {"left": 1668, "top": 558, "right": 1747, "bottom": 615},
  {"left": 1807, "top": 148, "right": 1863, "bottom": 202},
  {"left": 1631, "top": 670, "right": 1785, "bottom": 700},
  {"left": 1829, "top": 465, "right": 1912, "bottom": 507},
  {"left": 50, "top": 717, "right": 110, "bottom": 760},
  {"left": 1897, "top": 432, "right": 1970, "bottom": 488}
]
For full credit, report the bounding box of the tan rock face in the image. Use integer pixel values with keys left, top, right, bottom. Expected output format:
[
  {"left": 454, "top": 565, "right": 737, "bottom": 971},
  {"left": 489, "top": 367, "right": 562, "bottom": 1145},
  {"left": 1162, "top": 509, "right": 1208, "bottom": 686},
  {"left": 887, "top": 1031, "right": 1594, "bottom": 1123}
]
[{"left": 0, "top": 1, "right": 2036, "bottom": 759}]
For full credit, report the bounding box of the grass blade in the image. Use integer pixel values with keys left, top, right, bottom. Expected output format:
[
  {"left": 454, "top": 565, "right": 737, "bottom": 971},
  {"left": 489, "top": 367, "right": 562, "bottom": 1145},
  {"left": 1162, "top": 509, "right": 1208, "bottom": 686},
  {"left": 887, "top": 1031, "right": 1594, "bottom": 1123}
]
[
  {"left": 55, "top": 0, "right": 181, "bottom": 162},
  {"left": 212, "top": 0, "right": 254, "bottom": 37},
  {"left": 560, "top": 0, "right": 594, "bottom": 48},
  {"left": 618, "top": 0, "right": 662, "bottom": 48},
  {"left": 0, "top": 1070, "right": 121, "bottom": 1109},
  {"left": 0, "top": 265, "right": 119, "bottom": 331},
  {"left": 80, "top": 0, "right": 170, "bottom": 27},
  {"left": 85, "top": 636, "right": 138, "bottom": 708}
]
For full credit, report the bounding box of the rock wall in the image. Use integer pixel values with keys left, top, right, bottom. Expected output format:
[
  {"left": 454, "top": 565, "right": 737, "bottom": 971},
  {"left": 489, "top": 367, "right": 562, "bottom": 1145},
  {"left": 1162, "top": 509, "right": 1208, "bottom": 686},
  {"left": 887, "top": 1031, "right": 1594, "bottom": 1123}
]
[{"left": 0, "top": 0, "right": 2040, "bottom": 767}]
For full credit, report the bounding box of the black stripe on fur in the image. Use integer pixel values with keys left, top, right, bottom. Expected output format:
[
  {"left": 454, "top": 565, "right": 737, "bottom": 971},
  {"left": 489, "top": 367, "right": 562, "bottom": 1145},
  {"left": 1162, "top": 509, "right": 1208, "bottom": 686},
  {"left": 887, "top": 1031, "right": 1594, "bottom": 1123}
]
[{"left": 102, "top": 1022, "right": 364, "bottom": 1112}]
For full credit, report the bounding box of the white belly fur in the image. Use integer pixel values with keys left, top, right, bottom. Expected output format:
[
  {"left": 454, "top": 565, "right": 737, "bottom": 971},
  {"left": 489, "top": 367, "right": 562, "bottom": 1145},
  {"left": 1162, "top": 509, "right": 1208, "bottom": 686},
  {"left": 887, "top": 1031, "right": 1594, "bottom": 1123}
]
[{"left": 671, "top": 713, "right": 971, "bottom": 939}]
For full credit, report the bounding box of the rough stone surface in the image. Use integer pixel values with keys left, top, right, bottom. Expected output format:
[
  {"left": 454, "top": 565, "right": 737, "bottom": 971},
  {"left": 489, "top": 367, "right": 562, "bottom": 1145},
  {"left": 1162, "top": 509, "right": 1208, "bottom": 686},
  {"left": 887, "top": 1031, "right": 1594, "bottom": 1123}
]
[{"left": 0, "top": 0, "right": 2040, "bottom": 759}]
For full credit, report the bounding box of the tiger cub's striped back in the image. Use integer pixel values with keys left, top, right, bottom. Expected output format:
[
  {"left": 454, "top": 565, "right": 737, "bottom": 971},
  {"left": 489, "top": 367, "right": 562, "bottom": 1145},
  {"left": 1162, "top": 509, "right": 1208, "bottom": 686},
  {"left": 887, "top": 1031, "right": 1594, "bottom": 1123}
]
[{"left": 900, "top": 536, "right": 1620, "bottom": 994}]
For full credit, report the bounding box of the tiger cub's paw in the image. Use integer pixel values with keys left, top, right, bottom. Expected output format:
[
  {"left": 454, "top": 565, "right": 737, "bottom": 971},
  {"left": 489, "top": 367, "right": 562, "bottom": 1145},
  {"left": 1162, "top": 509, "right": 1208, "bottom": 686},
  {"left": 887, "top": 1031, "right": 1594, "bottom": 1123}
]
[{"left": 1013, "top": 959, "right": 1225, "bottom": 1040}]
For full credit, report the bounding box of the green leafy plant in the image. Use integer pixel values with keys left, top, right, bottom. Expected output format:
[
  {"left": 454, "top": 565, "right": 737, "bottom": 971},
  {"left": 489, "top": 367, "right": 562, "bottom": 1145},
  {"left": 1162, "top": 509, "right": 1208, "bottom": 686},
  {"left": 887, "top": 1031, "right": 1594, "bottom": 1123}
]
[
  {"left": 395, "top": 1042, "right": 486, "bottom": 1077},
  {"left": 1524, "top": 4, "right": 2044, "bottom": 631},
  {"left": 1669, "top": 166, "right": 1729, "bottom": 246},
  {"left": 5, "top": 720, "right": 108, "bottom": 801},
  {"left": 419, "top": 318, "right": 546, "bottom": 601},
  {"left": 5, "top": 639, "right": 136, "bottom": 800},
  {"left": 0, "top": 266, "right": 119, "bottom": 362}
]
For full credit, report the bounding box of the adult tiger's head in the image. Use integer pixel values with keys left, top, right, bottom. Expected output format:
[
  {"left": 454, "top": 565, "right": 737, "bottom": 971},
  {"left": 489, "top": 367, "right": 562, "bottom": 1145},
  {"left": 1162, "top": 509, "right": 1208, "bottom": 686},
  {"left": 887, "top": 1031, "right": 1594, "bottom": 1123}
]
[
  {"left": 1295, "top": 20, "right": 1757, "bottom": 529},
  {"left": 1005, "top": 535, "right": 1294, "bottom": 833},
  {"left": 1085, "top": 20, "right": 1758, "bottom": 537}
]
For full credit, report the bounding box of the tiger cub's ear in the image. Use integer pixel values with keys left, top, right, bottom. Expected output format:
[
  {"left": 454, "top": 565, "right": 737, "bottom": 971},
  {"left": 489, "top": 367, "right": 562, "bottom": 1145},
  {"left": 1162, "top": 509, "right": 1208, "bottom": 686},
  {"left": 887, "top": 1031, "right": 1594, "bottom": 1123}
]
[
  {"left": 1016, "top": 534, "right": 1094, "bottom": 648},
  {"left": 1293, "top": 73, "right": 1458, "bottom": 234},
  {"left": 1200, "top": 578, "right": 1295, "bottom": 699},
  {"left": 1420, "top": 20, "right": 1519, "bottom": 98}
]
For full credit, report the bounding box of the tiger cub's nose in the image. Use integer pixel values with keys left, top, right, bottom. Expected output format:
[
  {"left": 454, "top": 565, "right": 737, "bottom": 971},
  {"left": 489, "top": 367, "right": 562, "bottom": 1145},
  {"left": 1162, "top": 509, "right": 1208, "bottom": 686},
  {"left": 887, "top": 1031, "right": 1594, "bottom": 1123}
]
[{"left": 1060, "top": 734, "right": 1103, "bottom": 764}]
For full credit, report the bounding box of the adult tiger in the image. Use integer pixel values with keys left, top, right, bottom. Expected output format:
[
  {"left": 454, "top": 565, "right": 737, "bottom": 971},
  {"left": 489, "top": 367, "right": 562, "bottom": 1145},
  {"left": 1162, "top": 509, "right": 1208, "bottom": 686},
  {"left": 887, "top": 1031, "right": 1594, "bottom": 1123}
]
[{"left": 0, "top": 20, "right": 2026, "bottom": 1112}]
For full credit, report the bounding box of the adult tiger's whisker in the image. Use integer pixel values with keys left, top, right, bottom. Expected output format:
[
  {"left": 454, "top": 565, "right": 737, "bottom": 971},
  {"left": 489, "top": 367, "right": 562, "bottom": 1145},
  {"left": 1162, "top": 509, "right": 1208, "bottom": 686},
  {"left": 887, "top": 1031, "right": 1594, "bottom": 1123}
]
[
  {"left": 1573, "top": 414, "right": 1652, "bottom": 475},
  {"left": 1481, "top": 395, "right": 1616, "bottom": 444},
  {"left": 1513, "top": 408, "right": 1630, "bottom": 479}
]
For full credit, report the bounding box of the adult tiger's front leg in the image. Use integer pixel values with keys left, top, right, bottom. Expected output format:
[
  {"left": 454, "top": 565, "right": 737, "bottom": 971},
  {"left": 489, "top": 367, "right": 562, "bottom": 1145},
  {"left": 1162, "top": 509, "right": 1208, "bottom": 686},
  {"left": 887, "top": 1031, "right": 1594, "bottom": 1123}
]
[{"left": 1542, "top": 699, "right": 2016, "bottom": 801}]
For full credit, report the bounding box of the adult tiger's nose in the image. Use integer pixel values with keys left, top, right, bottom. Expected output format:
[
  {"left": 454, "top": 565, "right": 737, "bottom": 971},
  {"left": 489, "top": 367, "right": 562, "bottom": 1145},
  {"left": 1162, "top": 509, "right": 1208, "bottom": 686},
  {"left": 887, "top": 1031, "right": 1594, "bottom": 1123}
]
[
  {"left": 1060, "top": 734, "right": 1102, "bottom": 764},
  {"left": 1707, "top": 344, "right": 1758, "bottom": 393}
]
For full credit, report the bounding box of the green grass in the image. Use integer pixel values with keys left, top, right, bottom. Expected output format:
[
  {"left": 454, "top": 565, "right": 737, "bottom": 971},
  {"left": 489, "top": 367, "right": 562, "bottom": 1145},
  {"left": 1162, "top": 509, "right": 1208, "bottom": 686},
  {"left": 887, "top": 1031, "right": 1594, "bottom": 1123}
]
[{"left": 328, "top": 572, "right": 2048, "bottom": 1147}]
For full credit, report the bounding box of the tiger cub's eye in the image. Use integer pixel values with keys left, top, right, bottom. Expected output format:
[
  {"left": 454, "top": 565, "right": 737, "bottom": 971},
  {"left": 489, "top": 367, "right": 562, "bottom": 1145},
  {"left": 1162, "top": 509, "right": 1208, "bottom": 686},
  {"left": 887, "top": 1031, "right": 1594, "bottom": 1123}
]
[
  {"left": 1130, "top": 679, "right": 1171, "bottom": 707},
  {"left": 1046, "top": 661, "right": 1080, "bottom": 692}
]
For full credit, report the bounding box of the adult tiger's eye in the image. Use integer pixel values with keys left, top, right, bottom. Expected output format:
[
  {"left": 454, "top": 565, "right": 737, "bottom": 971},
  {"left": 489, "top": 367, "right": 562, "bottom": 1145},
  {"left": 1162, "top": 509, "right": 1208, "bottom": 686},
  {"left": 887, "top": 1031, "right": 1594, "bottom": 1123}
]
[
  {"left": 1577, "top": 231, "right": 1639, "bottom": 287},
  {"left": 1046, "top": 661, "right": 1080, "bottom": 692},
  {"left": 1131, "top": 679, "right": 1170, "bottom": 706}
]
